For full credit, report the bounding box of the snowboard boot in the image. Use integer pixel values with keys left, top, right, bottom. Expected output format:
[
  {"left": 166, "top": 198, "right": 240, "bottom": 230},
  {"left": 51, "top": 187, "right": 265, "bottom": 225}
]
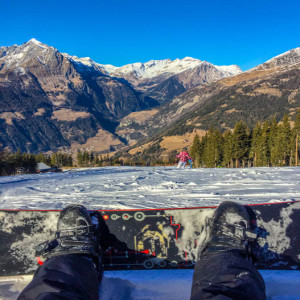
[
  {"left": 199, "top": 201, "right": 257, "bottom": 259},
  {"left": 36, "top": 204, "right": 103, "bottom": 281}
]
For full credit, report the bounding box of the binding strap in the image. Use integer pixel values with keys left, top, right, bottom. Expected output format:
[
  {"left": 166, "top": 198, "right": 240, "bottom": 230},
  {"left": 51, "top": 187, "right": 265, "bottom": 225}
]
[{"left": 206, "top": 218, "right": 267, "bottom": 241}]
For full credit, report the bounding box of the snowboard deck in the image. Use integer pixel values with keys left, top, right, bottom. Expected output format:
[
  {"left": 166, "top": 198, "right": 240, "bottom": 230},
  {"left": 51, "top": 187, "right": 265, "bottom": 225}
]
[{"left": 0, "top": 201, "right": 300, "bottom": 276}]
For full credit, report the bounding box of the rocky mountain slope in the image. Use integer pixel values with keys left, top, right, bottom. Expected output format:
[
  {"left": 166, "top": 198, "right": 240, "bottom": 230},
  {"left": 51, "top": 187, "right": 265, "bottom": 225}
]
[
  {"left": 0, "top": 39, "right": 158, "bottom": 152},
  {"left": 101, "top": 57, "right": 241, "bottom": 104},
  {"left": 120, "top": 47, "right": 300, "bottom": 155},
  {"left": 0, "top": 39, "right": 241, "bottom": 153}
]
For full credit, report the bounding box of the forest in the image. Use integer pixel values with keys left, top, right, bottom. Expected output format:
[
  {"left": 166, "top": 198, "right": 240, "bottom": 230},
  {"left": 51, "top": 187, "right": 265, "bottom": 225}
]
[
  {"left": 1, "top": 111, "right": 300, "bottom": 176},
  {"left": 190, "top": 112, "right": 300, "bottom": 168}
]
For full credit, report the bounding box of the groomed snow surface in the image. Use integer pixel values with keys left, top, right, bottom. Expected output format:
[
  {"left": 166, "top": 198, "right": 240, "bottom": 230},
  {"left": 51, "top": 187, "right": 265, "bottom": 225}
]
[{"left": 0, "top": 166, "right": 300, "bottom": 299}]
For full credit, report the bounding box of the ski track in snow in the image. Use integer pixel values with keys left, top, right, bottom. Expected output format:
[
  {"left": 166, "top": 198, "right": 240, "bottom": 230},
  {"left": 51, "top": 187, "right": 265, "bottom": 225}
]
[
  {"left": 1, "top": 166, "right": 300, "bottom": 210},
  {"left": 0, "top": 166, "right": 300, "bottom": 299}
]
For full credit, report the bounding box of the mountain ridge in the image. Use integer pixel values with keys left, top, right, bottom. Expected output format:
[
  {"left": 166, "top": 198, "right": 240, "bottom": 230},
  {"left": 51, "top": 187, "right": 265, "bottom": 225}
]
[
  {"left": 100, "top": 57, "right": 241, "bottom": 104},
  {"left": 118, "top": 46, "right": 300, "bottom": 157},
  {"left": 1, "top": 39, "right": 299, "bottom": 156},
  {"left": 0, "top": 39, "right": 158, "bottom": 153}
]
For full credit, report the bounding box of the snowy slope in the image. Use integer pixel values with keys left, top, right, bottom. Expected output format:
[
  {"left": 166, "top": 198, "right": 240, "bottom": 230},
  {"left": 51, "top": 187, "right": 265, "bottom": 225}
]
[
  {"left": 61, "top": 53, "right": 108, "bottom": 73},
  {"left": 0, "top": 166, "right": 299, "bottom": 210},
  {"left": 0, "top": 166, "right": 300, "bottom": 299}
]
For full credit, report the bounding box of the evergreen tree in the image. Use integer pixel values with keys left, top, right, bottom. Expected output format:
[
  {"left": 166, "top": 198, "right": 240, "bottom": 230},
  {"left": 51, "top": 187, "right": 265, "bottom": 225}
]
[
  {"left": 90, "top": 152, "right": 95, "bottom": 165},
  {"left": 67, "top": 154, "right": 73, "bottom": 167},
  {"left": 203, "top": 127, "right": 223, "bottom": 167},
  {"left": 77, "top": 150, "right": 83, "bottom": 166},
  {"left": 232, "top": 121, "right": 250, "bottom": 167},
  {"left": 249, "top": 122, "right": 262, "bottom": 167},
  {"left": 199, "top": 134, "right": 208, "bottom": 166},
  {"left": 259, "top": 121, "right": 271, "bottom": 166},
  {"left": 83, "top": 151, "right": 89, "bottom": 166},
  {"left": 212, "top": 129, "right": 223, "bottom": 167},
  {"left": 293, "top": 110, "right": 300, "bottom": 166},
  {"left": 51, "top": 153, "right": 57, "bottom": 166},
  {"left": 273, "top": 115, "right": 292, "bottom": 166},
  {"left": 190, "top": 134, "right": 201, "bottom": 167},
  {"left": 222, "top": 130, "right": 234, "bottom": 168},
  {"left": 269, "top": 117, "right": 278, "bottom": 166}
]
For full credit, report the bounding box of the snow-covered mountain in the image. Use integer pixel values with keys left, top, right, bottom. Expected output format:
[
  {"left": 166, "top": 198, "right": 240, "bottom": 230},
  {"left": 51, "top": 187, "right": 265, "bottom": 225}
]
[
  {"left": 117, "top": 46, "right": 300, "bottom": 149},
  {"left": 0, "top": 38, "right": 241, "bottom": 106},
  {"left": 0, "top": 38, "right": 111, "bottom": 76},
  {"left": 253, "top": 47, "right": 300, "bottom": 71},
  {"left": 0, "top": 39, "right": 158, "bottom": 153},
  {"left": 0, "top": 40, "right": 241, "bottom": 80},
  {"left": 101, "top": 57, "right": 241, "bottom": 80},
  {"left": 0, "top": 38, "right": 243, "bottom": 153},
  {"left": 61, "top": 53, "right": 108, "bottom": 74},
  {"left": 99, "top": 57, "right": 241, "bottom": 104}
]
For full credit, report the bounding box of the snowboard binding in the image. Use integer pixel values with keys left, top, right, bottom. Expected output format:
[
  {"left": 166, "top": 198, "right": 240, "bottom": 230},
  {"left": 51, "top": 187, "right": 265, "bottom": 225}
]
[
  {"left": 35, "top": 205, "right": 103, "bottom": 280},
  {"left": 200, "top": 201, "right": 261, "bottom": 259}
]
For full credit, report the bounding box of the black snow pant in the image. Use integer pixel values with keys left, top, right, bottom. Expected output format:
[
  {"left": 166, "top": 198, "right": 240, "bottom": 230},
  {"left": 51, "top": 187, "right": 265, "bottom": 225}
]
[
  {"left": 190, "top": 250, "right": 266, "bottom": 300},
  {"left": 18, "top": 251, "right": 266, "bottom": 300},
  {"left": 17, "top": 255, "right": 100, "bottom": 300}
]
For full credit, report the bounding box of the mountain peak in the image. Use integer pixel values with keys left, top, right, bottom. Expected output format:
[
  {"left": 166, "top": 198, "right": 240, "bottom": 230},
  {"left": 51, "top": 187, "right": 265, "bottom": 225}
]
[
  {"left": 22, "top": 38, "right": 50, "bottom": 51},
  {"left": 270, "top": 47, "right": 300, "bottom": 61},
  {"left": 182, "top": 56, "right": 200, "bottom": 62},
  {"left": 27, "top": 38, "right": 43, "bottom": 45},
  {"left": 253, "top": 47, "right": 300, "bottom": 71}
]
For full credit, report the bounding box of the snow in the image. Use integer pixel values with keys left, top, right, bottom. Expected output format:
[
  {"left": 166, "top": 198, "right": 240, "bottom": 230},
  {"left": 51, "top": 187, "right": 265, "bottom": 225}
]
[
  {"left": 250, "top": 47, "right": 300, "bottom": 71},
  {"left": 264, "top": 47, "right": 300, "bottom": 63},
  {"left": 61, "top": 53, "right": 107, "bottom": 74},
  {"left": 62, "top": 53, "right": 94, "bottom": 67},
  {"left": 100, "top": 63, "right": 119, "bottom": 74},
  {"left": 0, "top": 166, "right": 300, "bottom": 299},
  {"left": 1, "top": 39, "right": 242, "bottom": 80},
  {"left": 0, "top": 38, "right": 52, "bottom": 69},
  {"left": 26, "top": 38, "right": 47, "bottom": 49},
  {"left": 27, "top": 38, "right": 42, "bottom": 45},
  {"left": 100, "top": 57, "right": 242, "bottom": 79},
  {"left": 1, "top": 166, "right": 299, "bottom": 210},
  {"left": 215, "top": 64, "right": 242, "bottom": 75}
]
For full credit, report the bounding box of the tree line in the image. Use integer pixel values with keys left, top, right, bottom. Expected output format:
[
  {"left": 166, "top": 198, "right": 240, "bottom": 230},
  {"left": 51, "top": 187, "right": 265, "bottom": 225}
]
[
  {"left": 1, "top": 111, "right": 300, "bottom": 175},
  {"left": 0, "top": 151, "right": 37, "bottom": 176},
  {"left": 190, "top": 113, "right": 300, "bottom": 168},
  {"left": 76, "top": 150, "right": 123, "bottom": 167},
  {"left": 0, "top": 149, "right": 124, "bottom": 176},
  {"left": 0, "top": 151, "right": 73, "bottom": 176}
]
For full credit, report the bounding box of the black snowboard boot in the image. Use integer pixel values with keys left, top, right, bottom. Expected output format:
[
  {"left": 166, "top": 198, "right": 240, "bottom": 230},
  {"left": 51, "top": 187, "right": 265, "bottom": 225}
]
[
  {"left": 199, "top": 201, "right": 256, "bottom": 259},
  {"left": 36, "top": 204, "right": 103, "bottom": 281}
]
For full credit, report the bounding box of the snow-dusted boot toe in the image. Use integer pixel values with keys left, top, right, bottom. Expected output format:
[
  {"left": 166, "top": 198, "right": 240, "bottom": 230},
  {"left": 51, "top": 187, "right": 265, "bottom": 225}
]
[
  {"left": 200, "top": 201, "right": 256, "bottom": 258},
  {"left": 36, "top": 204, "right": 103, "bottom": 280}
]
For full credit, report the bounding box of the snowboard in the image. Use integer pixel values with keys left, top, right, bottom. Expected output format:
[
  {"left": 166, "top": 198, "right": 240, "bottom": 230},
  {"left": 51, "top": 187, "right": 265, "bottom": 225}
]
[{"left": 0, "top": 201, "right": 300, "bottom": 276}]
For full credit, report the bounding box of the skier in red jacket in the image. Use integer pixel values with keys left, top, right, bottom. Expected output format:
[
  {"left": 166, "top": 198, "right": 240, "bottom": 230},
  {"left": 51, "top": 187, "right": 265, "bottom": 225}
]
[{"left": 176, "top": 147, "right": 192, "bottom": 168}]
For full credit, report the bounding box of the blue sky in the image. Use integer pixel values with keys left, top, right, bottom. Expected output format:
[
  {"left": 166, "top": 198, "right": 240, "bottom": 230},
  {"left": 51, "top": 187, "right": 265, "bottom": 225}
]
[{"left": 0, "top": 0, "right": 299, "bottom": 70}]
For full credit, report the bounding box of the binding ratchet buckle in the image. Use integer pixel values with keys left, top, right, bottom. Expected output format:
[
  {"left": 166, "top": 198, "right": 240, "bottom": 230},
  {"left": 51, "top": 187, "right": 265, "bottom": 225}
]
[{"left": 206, "top": 218, "right": 266, "bottom": 241}]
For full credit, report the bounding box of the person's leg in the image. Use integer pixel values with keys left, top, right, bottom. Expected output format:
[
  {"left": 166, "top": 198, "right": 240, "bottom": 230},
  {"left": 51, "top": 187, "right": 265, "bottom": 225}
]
[
  {"left": 177, "top": 161, "right": 183, "bottom": 168},
  {"left": 18, "top": 255, "right": 99, "bottom": 300},
  {"left": 18, "top": 205, "right": 103, "bottom": 300},
  {"left": 191, "top": 250, "right": 265, "bottom": 300},
  {"left": 190, "top": 201, "right": 266, "bottom": 300}
]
